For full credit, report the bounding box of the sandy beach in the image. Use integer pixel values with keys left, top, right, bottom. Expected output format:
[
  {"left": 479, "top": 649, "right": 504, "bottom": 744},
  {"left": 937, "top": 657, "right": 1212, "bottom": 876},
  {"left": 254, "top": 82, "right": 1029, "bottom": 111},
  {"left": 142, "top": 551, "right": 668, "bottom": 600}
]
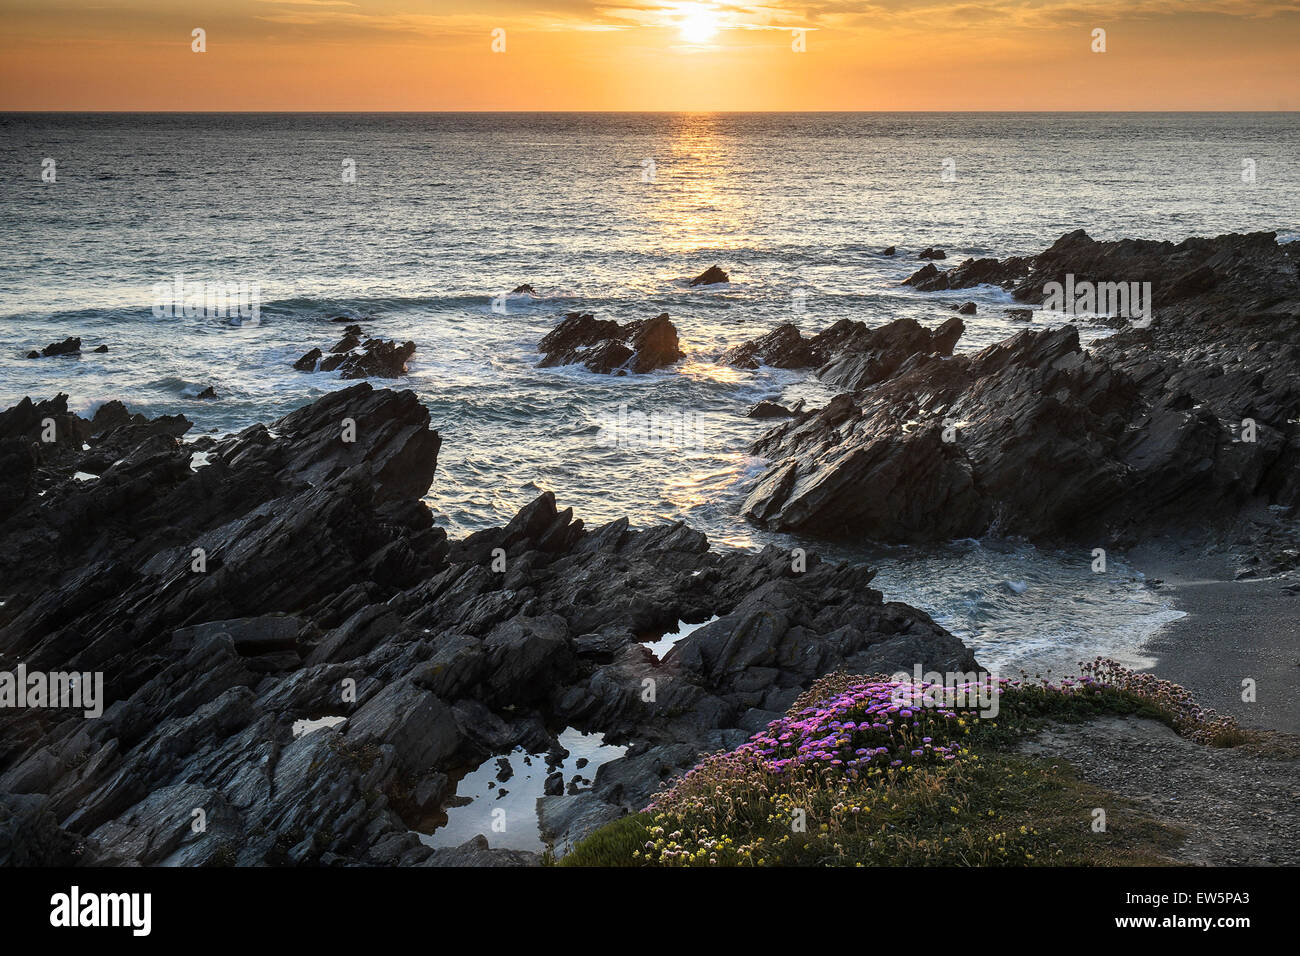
[{"left": 1132, "top": 537, "right": 1300, "bottom": 735}]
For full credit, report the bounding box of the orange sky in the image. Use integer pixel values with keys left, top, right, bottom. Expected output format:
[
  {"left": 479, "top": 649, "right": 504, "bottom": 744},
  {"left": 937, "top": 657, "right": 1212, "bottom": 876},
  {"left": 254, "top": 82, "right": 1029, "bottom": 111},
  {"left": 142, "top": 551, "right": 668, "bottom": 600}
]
[{"left": 1, "top": 0, "right": 1297, "bottom": 110}]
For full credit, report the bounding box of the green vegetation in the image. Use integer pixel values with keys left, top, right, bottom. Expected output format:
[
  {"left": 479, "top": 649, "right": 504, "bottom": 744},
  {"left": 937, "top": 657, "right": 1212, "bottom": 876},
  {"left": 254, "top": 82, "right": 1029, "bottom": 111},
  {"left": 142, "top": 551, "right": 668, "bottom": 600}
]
[{"left": 561, "top": 661, "right": 1245, "bottom": 867}]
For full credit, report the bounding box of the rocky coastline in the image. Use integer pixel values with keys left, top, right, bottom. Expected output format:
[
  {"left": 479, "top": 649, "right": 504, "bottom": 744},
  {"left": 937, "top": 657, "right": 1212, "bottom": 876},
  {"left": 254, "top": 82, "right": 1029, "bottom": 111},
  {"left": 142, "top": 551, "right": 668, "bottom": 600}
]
[
  {"left": 0, "top": 383, "right": 971, "bottom": 865},
  {"left": 2, "top": 229, "right": 1297, "bottom": 867},
  {"left": 738, "top": 230, "right": 1300, "bottom": 549}
]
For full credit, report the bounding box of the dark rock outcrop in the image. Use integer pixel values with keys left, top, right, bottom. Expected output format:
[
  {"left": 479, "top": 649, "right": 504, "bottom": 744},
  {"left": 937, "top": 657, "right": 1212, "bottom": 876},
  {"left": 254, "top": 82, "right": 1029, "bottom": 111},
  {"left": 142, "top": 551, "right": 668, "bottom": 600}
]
[
  {"left": 744, "top": 231, "right": 1300, "bottom": 545},
  {"left": 747, "top": 400, "right": 796, "bottom": 420},
  {"left": 29, "top": 337, "right": 82, "bottom": 358},
  {"left": 0, "top": 385, "right": 973, "bottom": 866},
  {"left": 537, "top": 312, "right": 684, "bottom": 374},
  {"left": 720, "top": 316, "right": 964, "bottom": 393},
  {"left": 901, "top": 229, "right": 1290, "bottom": 306},
  {"left": 295, "top": 335, "right": 416, "bottom": 379},
  {"left": 688, "top": 265, "right": 729, "bottom": 287}
]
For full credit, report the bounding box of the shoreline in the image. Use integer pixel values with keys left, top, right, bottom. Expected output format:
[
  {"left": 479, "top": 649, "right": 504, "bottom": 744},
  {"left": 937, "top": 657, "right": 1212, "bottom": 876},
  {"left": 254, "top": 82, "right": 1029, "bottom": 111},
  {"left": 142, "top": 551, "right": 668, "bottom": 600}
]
[{"left": 1131, "top": 537, "right": 1299, "bottom": 735}]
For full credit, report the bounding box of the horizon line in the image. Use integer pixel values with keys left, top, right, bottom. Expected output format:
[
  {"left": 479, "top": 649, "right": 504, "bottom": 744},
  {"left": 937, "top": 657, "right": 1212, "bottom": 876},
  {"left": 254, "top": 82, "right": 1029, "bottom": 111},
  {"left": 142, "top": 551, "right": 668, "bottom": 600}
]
[{"left": 3, "top": 108, "right": 1298, "bottom": 114}]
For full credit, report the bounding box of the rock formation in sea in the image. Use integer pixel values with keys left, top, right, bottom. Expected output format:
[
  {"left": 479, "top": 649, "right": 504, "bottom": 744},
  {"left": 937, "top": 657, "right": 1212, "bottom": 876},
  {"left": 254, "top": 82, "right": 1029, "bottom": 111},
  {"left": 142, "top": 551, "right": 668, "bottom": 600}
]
[
  {"left": 742, "top": 230, "right": 1300, "bottom": 545},
  {"left": 27, "top": 337, "right": 83, "bottom": 359},
  {"left": 688, "top": 265, "right": 729, "bottom": 286},
  {"left": 719, "top": 316, "right": 964, "bottom": 392},
  {"left": 294, "top": 326, "right": 416, "bottom": 378},
  {"left": 0, "top": 384, "right": 972, "bottom": 866},
  {"left": 537, "top": 312, "right": 684, "bottom": 374}
]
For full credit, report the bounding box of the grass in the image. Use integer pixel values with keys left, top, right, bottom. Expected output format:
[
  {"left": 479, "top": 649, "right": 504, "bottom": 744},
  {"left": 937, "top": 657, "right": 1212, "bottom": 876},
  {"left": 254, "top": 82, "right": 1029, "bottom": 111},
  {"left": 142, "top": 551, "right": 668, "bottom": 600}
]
[
  {"left": 562, "top": 755, "right": 1181, "bottom": 867},
  {"left": 560, "top": 660, "right": 1242, "bottom": 867}
]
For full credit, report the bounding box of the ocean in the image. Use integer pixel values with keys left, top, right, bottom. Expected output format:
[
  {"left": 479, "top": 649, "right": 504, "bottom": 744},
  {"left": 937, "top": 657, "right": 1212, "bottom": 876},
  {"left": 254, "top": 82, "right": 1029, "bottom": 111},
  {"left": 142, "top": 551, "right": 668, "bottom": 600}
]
[{"left": 3, "top": 111, "right": 1297, "bottom": 674}]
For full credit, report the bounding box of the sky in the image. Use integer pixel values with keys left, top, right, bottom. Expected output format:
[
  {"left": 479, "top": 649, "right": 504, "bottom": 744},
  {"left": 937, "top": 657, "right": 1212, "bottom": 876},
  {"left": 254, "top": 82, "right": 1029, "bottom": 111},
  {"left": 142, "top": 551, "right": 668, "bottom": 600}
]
[{"left": 1, "top": 0, "right": 1297, "bottom": 110}]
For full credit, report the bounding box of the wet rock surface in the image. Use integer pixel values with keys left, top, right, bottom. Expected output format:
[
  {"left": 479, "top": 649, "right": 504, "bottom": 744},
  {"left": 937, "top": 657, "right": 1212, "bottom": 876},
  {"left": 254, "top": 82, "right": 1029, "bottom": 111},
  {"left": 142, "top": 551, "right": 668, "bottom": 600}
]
[
  {"left": 28, "top": 337, "right": 83, "bottom": 358},
  {"left": 688, "top": 265, "right": 729, "bottom": 286},
  {"left": 295, "top": 330, "right": 417, "bottom": 379},
  {"left": 0, "top": 384, "right": 973, "bottom": 866},
  {"left": 743, "top": 231, "right": 1300, "bottom": 545},
  {"left": 537, "top": 312, "right": 685, "bottom": 374},
  {"left": 720, "top": 316, "right": 964, "bottom": 397}
]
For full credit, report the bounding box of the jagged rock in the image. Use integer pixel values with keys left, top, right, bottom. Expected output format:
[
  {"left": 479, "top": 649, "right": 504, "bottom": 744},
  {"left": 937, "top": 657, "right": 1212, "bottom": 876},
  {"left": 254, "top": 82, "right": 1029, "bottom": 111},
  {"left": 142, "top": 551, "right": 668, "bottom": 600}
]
[
  {"left": 538, "top": 793, "right": 624, "bottom": 857},
  {"left": 419, "top": 834, "right": 540, "bottom": 867},
  {"left": 624, "top": 314, "right": 685, "bottom": 373},
  {"left": 881, "top": 246, "right": 896, "bottom": 256},
  {"left": 718, "top": 324, "right": 813, "bottom": 369},
  {"left": 338, "top": 339, "right": 417, "bottom": 379},
  {"left": 903, "top": 263, "right": 940, "bottom": 286},
  {"left": 330, "top": 331, "right": 362, "bottom": 354},
  {"left": 295, "top": 334, "right": 415, "bottom": 379},
  {"left": 908, "top": 257, "right": 1014, "bottom": 291},
  {"left": 954, "top": 301, "right": 977, "bottom": 315},
  {"left": 816, "top": 317, "right": 964, "bottom": 391},
  {"left": 537, "top": 312, "right": 683, "bottom": 374},
  {"left": 0, "top": 383, "right": 976, "bottom": 865},
  {"left": 743, "top": 230, "right": 1300, "bottom": 545},
  {"left": 918, "top": 248, "right": 946, "bottom": 260},
  {"left": 719, "top": 318, "right": 960, "bottom": 383},
  {"left": 747, "top": 400, "right": 794, "bottom": 419},
  {"left": 902, "top": 228, "right": 1289, "bottom": 306},
  {"left": 92, "top": 345, "right": 109, "bottom": 353},
  {"left": 0, "top": 793, "right": 84, "bottom": 865},
  {"left": 688, "top": 265, "right": 729, "bottom": 286},
  {"left": 511, "top": 284, "right": 536, "bottom": 294},
  {"left": 29, "top": 337, "right": 81, "bottom": 358}
]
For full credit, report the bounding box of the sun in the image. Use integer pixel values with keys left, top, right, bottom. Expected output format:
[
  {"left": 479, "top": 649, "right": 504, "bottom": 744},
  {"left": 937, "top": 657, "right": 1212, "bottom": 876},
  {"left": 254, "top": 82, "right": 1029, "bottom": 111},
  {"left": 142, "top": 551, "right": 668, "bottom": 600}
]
[{"left": 677, "top": 5, "right": 721, "bottom": 44}]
